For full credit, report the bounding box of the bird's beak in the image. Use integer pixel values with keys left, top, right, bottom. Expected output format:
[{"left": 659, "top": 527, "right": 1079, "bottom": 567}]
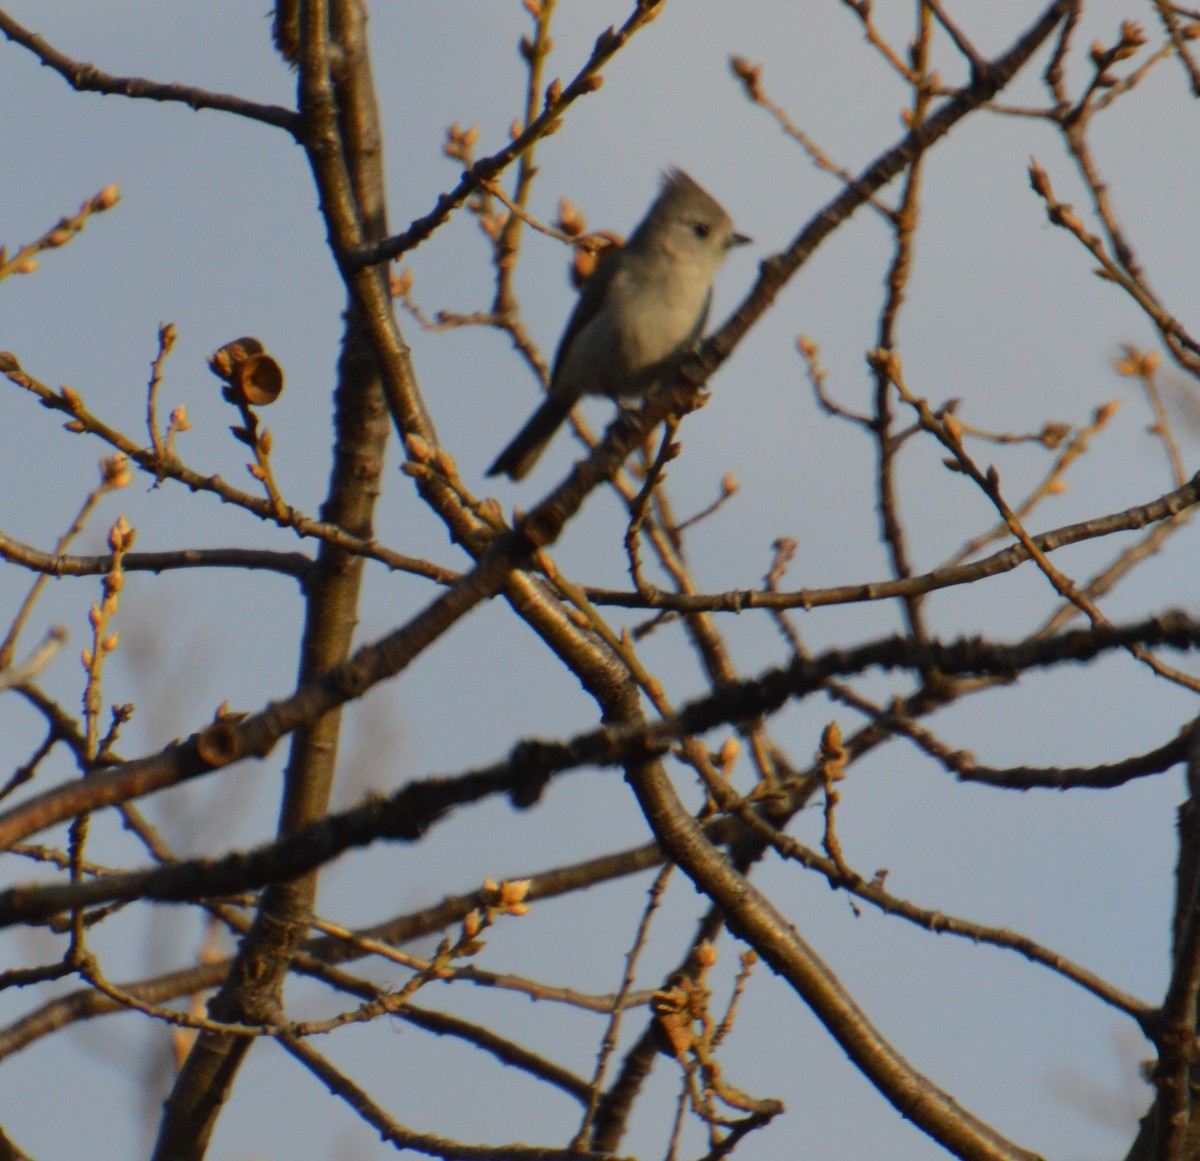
[{"left": 729, "top": 232, "right": 752, "bottom": 248}]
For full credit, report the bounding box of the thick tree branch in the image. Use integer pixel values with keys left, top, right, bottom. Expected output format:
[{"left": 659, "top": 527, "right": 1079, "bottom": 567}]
[
  {"left": 151, "top": 0, "right": 397, "bottom": 1154},
  {"left": 2, "top": 609, "right": 1195, "bottom": 855}
]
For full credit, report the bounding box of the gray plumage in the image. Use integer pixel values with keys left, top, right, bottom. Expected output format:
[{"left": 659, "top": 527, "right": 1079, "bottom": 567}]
[{"left": 487, "top": 169, "right": 749, "bottom": 481}]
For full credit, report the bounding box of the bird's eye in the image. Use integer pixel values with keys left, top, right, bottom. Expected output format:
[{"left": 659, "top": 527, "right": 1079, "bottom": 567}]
[{"left": 691, "top": 222, "right": 711, "bottom": 239}]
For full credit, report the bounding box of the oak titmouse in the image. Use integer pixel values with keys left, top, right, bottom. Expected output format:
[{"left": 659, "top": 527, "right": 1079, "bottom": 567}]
[{"left": 486, "top": 169, "right": 750, "bottom": 480}]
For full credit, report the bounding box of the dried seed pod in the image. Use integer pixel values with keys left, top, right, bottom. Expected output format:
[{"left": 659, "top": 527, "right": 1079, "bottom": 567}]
[
  {"left": 231, "top": 353, "right": 284, "bottom": 406},
  {"left": 209, "top": 338, "right": 284, "bottom": 406},
  {"left": 208, "top": 336, "right": 264, "bottom": 384}
]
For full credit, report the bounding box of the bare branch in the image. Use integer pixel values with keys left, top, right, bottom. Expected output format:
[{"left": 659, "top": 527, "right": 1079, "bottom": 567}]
[{"left": 0, "top": 8, "right": 300, "bottom": 131}]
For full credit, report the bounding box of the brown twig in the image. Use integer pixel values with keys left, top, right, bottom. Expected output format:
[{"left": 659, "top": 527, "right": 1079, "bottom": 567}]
[
  {"left": 351, "top": 0, "right": 667, "bottom": 266},
  {"left": 0, "top": 10, "right": 300, "bottom": 130},
  {"left": 585, "top": 471, "right": 1200, "bottom": 613},
  {"left": 0, "top": 352, "right": 454, "bottom": 584},
  {"left": 145, "top": 323, "right": 176, "bottom": 470},
  {"left": 572, "top": 863, "right": 675, "bottom": 1150},
  {"left": 729, "top": 57, "right": 897, "bottom": 224},
  {"left": 0, "top": 184, "right": 121, "bottom": 281},
  {"left": 728, "top": 799, "right": 1154, "bottom": 1026},
  {"left": 882, "top": 351, "right": 1200, "bottom": 692},
  {"left": 0, "top": 454, "right": 130, "bottom": 671}
]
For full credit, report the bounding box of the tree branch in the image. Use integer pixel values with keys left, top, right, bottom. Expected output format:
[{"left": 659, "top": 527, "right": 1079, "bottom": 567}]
[{"left": 0, "top": 8, "right": 301, "bottom": 131}]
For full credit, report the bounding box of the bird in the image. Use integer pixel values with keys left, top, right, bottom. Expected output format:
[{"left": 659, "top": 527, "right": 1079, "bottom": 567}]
[{"left": 486, "top": 169, "right": 750, "bottom": 481}]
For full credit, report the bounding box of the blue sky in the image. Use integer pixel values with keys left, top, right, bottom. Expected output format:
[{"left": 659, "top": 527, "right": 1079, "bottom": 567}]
[{"left": 1, "top": 3, "right": 1197, "bottom": 1159}]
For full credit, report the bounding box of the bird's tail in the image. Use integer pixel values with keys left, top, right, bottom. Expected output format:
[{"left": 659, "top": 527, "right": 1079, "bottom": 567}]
[{"left": 486, "top": 394, "right": 576, "bottom": 481}]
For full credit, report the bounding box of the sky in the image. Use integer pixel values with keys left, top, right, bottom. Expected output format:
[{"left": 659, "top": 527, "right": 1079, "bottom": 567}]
[{"left": 1, "top": 2, "right": 1199, "bottom": 1160}]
